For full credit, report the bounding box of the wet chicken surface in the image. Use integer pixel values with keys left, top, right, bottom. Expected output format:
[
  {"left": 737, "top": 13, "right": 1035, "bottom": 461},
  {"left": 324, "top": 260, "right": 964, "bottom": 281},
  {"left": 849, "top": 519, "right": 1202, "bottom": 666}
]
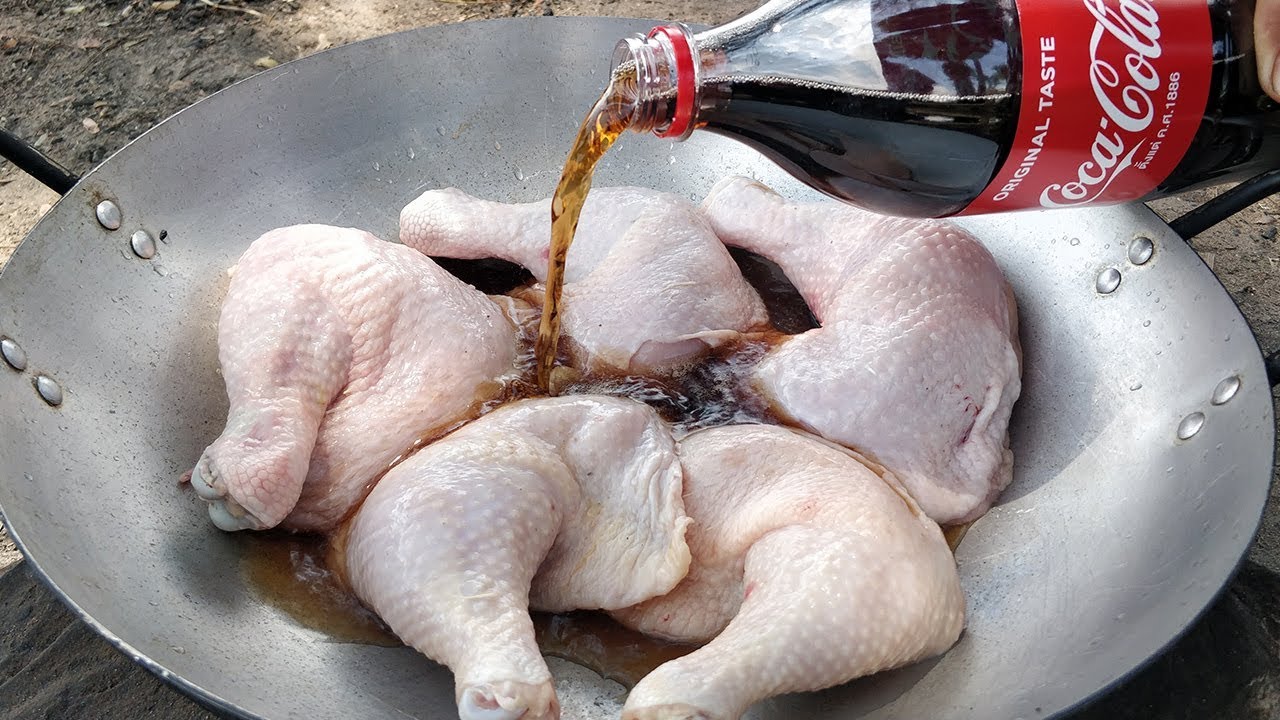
[{"left": 188, "top": 177, "right": 1021, "bottom": 720}]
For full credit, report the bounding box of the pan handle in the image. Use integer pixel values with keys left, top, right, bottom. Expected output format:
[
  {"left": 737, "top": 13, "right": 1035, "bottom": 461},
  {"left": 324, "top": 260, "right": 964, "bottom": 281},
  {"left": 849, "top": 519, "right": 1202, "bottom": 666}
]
[
  {"left": 1167, "top": 169, "right": 1280, "bottom": 240},
  {"left": 0, "top": 127, "right": 79, "bottom": 196},
  {"left": 1165, "top": 170, "right": 1280, "bottom": 387}
]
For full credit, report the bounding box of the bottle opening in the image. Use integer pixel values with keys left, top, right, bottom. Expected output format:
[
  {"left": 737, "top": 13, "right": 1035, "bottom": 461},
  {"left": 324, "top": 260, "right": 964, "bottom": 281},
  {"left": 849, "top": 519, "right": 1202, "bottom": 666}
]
[
  {"left": 609, "top": 24, "right": 697, "bottom": 140},
  {"left": 646, "top": 25, "right": 696, "bottom": 139}
]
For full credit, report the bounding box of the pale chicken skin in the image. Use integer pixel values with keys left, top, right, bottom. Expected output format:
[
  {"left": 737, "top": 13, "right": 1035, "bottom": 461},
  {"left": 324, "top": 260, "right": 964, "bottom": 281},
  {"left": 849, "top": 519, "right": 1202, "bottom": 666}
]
[
  {"left": 399, "top": 186, "right": 769, "bottom": 372},
  {"left": 701, "top": 177, "right": 1023, "bottom": 525},
  {"left": 341, "top": 396, "right": 691, "bottom": 720},
  {"left": 614, "top": 424, "right": 965, "bottom": 720},
  {"left": 188, "top": 224, "right": 526, "bottom": 532}
]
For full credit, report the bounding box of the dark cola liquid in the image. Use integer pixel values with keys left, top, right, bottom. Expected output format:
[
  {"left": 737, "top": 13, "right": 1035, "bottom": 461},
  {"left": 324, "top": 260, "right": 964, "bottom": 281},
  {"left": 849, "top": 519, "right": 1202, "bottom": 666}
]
[
  {"left": 696, "top": 0, "right": 1023, "bottom": 217},
  {"left": 702, "top": 79, "right": 1019, "bottom": 217}
]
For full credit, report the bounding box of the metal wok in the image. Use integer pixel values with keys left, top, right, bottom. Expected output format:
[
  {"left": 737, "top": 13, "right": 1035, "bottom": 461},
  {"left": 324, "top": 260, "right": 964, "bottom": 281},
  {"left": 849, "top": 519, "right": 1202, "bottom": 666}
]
[{"left": 0, "top": 16, "right": 1273, "bottom": 720}]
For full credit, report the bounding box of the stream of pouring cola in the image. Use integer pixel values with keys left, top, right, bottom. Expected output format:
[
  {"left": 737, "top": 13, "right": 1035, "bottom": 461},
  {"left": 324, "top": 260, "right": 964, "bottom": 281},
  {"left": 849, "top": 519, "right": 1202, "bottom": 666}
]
[{"left": 535, "top": 66, "right": 639, "bottom": 391}]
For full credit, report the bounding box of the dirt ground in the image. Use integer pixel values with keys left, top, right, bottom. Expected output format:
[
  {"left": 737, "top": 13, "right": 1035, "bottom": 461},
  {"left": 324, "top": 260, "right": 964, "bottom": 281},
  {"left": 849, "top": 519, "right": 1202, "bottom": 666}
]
[
  {"left": 1, "top": 0, "right": 1280, "bottom": 716},
  {"left": 0, "top": 524, "right": 18, "bottom": 570}
]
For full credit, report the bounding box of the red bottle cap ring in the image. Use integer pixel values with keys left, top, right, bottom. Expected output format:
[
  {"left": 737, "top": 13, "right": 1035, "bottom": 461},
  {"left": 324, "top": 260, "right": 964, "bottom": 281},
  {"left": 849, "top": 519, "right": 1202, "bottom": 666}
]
[{"left": 647, "top": 25, "right": 695, "bottom": 139}]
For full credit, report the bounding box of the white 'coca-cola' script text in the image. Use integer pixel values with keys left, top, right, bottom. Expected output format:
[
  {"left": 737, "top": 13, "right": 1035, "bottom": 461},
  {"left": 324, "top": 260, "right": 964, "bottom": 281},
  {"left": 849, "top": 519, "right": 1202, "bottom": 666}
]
[{"left": 1039, "top": 0, "right": 1162, "bottom": 207}]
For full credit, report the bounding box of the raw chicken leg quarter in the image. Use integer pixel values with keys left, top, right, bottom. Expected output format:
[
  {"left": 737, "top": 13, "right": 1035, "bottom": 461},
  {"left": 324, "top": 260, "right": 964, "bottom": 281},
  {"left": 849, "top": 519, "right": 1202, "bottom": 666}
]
[
  {"left": 188, "top": 224, "right": 526, "bottom": 532},
  {"left": 701, "top": 177, "right": 1023, "bottom": 525},
  {"left": 615, "top": 424, "right": 965, "bottom": 720},
  {"left": 340, "top": 395, "right": 691, "bottom": 720},
  {"left": 400, "top": 186, "right": 769, "bottom": 372}
]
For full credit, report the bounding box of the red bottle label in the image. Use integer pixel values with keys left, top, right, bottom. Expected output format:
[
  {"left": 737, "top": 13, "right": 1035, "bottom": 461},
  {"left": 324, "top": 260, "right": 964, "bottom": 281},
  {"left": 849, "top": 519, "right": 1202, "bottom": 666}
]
[{"left": 960, "top": 0, "right": 1212, "bottom": 215}]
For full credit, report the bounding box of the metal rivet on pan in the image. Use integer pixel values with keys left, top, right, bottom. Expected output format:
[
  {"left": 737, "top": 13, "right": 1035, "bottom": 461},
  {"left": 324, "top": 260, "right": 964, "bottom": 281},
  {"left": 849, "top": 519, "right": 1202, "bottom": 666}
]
[
  {"left": 1128, "top": 236, "right": 1154, "bottom": 265},
  {"left": 95, "top": 200, "right": 122, "bottom": 230},
  {"left": 1211, "top": 376, "right": 1241, "bottom": 405},
  {"left": 34, "top": 375, "right": 63, "bottom": 406},
  {"left": 1177, "top": 411, "right": 1205, "bottom": 440},
  {"left": 1, "top": 337, "right": 27, "bottom": 371},
  {"left": 130, "top": 230, "right": 157, "bottom": 259},
  {"left": 1095, "top": 268, "right": 1122, "bottom": 294},
  {"left": 1, "top": 335, "right": 28, "bottom": 368}
]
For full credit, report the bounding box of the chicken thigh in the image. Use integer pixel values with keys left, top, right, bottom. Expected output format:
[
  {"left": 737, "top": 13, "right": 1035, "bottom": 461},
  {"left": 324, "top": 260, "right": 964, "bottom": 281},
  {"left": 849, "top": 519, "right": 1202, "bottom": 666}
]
[
  {"left": 700, "top": 177, "right": 1022, "bottom": 525},
  {"left": 189, "top": 224, "right": 525, "bottom": 532},
  {"left": 339, "top": 395, "right": 691, "bottom": 720},
  {"left": 614, "top": 424, "right": 964, "bottom": 720},
  {"left": 399, "top": 186, "right": 768, "bottom": 372}
]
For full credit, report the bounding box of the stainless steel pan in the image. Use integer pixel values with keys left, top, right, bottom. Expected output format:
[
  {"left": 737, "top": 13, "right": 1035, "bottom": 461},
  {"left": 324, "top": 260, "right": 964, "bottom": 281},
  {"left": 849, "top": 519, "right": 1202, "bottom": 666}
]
[{"left": 0, "top": 16, "right": 1273, "bottom": 720}]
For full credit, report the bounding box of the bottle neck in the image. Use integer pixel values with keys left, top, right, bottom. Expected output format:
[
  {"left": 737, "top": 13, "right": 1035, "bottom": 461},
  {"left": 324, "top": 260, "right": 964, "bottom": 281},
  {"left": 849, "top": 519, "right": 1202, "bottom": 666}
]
[{"left": 611, "top": 24, "right": 700, "bottom": 140}]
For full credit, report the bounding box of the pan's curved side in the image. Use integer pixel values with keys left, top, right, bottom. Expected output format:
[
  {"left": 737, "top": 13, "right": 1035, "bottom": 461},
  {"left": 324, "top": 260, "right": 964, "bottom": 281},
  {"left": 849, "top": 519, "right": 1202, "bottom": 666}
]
[{"left": 0, "top": 16, "right": 1272, "bottom": 720}]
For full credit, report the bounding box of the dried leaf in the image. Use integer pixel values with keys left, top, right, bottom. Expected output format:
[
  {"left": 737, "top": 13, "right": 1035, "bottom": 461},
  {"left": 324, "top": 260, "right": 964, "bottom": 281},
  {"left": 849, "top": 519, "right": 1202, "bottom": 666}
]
[
  {"left": 76, "top": 36, "right": 102, "bottom": 49},
  {"left": 314, "top": 32, "right": 331, "bottom": 51},
  {"left": 93, "top": 100, "right": 110, "bottom": 109},
  {"left": 253, "top": 56, "right": 279, "bottom": 69},
  {"left": 82, "top": 117, "right": 100, "bottom": 134},
  {"left": 153, "top": 0, "right": 180, "bottom": 10},
  {"left": 167, "top": 79, "right": 190, "bottom": 92},
  {"left": 64, "top": 5, "right": 86, "bottom": 14},
  {"left": 1, "top": 37, "right": 16, "bottom": 51},
  {"left": 198, "top": 0, "right": 264, "bottom": 17}
]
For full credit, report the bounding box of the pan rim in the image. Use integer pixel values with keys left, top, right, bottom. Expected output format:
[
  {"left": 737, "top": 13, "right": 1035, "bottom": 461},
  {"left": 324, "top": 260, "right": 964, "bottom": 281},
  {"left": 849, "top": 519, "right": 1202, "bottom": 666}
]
[
  {"left": 0, "top": 502, "right": 259, "bottom": 720},
  {"left": 1024, "top": 210, "right": 1278, "bottom": 719}
]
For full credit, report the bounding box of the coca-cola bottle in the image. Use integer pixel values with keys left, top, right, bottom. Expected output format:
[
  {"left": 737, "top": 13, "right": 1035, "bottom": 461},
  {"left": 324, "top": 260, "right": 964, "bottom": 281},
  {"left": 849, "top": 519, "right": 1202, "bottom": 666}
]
[{"left": 609, "top": 0, "right": 1280, "bottom": 217}]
